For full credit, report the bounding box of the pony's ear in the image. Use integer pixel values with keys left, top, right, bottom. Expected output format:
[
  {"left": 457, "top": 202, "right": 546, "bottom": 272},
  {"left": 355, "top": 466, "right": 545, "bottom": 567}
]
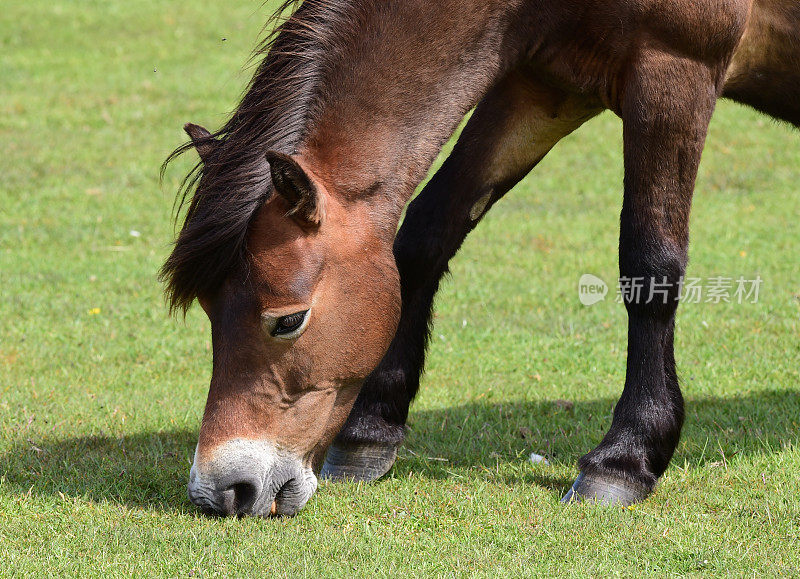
[
  {"left": 266, "top": 151, "right": 324, "bottom": 225},
  {"left": 183, "top": 123, "right": 219, "bottom": 163}
]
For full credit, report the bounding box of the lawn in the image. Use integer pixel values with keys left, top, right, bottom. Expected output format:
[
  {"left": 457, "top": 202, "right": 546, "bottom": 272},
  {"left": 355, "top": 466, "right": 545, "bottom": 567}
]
[{"left": 1, "top": 0, "right": 798, "bottom": 576}]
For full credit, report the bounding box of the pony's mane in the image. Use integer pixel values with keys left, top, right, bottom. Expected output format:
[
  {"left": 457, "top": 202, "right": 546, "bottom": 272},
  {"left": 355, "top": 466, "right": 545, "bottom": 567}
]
[{"left": 160, "top": 0, "right": 350, "bottom": 314}]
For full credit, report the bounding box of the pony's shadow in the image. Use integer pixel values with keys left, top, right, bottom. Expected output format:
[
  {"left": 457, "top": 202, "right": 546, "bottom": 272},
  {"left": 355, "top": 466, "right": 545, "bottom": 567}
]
[
  {"left": 394, "top": 389, "right": 800, "bottom": 488},
  {"left": 1, "top": 390, "right": 797, "bottom": 511},
  {"left": 0, "top": 429, "right": 199, "bottom": 514}
]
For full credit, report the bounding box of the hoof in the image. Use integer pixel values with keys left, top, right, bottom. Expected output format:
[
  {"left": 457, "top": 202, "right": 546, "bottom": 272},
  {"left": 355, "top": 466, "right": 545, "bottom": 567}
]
[
  {"left": 561, "top": 472, "right": 650, "bottom": 507},
  {"left": 320, "top": 441, "right": 398, "bottom": 482}
]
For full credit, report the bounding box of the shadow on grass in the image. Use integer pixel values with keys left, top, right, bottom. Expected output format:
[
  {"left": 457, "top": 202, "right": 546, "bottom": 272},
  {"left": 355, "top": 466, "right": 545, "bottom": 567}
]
[
  {"left": 0, "top": 429, "right": 198, "bottom": 514},
  {"left": 397, "top": 389, "right": 800, "bottom": 486},
  {"left": 0, "top": 390, "right": 797, "bottom": 511}
]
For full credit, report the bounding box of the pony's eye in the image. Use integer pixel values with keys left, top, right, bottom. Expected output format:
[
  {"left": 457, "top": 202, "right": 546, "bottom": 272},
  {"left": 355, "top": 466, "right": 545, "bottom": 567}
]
[{"left": 271, "top": 310, "right": 309, "bottom": 338}]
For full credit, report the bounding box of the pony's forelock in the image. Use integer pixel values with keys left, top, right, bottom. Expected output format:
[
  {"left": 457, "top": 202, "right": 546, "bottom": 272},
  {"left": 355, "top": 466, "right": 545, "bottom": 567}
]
[{"left": 159, "top": 0, "right": 349, "bottom": 314}]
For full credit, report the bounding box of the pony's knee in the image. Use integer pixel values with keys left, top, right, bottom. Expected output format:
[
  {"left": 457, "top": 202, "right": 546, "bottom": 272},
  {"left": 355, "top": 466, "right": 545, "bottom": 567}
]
[{"left": 619, "top": 242, "right": 687, "bottom": 319}]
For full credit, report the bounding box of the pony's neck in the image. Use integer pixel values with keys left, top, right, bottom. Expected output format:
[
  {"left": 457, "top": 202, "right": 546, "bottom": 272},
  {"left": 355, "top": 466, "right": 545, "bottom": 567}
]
[{"left": 297, "top": 0, "right": 519, "bottom": 213}]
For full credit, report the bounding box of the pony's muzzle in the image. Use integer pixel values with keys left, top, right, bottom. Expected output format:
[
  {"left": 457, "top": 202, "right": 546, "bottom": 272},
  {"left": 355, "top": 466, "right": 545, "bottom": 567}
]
[{"left": 187, "top": 439, "right": 318, "bottom": 518}]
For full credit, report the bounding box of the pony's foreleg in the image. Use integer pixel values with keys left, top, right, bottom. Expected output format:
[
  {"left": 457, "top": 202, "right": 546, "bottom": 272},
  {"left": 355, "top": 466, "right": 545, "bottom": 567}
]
[
  {"left": 563, "top": 54, "right": 719, "bottom": 506},
  {"left": 321, "top": 72, "right": 601, "bottom": 481}
]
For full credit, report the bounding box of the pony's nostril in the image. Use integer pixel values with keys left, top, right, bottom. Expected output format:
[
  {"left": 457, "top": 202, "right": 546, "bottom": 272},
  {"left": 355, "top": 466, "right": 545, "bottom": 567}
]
[
  {"left": 188, "top": 442, "right": 315, "bottom": 518},
  {"left": 228, "top": 481, "right": 258, "bottom": 515}
]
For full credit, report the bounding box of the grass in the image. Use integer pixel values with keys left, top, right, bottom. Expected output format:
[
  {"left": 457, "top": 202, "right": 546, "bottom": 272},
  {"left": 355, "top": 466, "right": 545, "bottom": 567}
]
[{"left": 1, "top": 0, "right": 799, "bottom": 576}]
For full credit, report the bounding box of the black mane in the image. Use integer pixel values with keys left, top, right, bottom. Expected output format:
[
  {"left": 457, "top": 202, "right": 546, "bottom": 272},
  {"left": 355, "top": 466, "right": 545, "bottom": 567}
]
[{"left": 160, "top": 0, "right": 349, "bottom": 314}]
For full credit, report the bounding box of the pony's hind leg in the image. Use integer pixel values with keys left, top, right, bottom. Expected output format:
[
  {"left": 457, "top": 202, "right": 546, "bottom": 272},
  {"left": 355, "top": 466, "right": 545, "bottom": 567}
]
[
  {"left": 321, "top": 72, "right": 601, "bottom": 481},
  {"left": 563, "top": 53, "right": 720, "bottom": 506}
]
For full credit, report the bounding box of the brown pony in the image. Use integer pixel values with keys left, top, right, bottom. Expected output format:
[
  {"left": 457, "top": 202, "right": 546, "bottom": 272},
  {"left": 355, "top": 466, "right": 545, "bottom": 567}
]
[{"left": 162, "top": 0, "right": 800, "bottom": 516}]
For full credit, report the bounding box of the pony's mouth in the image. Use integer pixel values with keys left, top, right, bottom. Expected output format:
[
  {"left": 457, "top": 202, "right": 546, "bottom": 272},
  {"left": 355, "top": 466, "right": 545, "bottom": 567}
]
[{"left": 188, "top": 439, "right": 318, "bottom": 517}]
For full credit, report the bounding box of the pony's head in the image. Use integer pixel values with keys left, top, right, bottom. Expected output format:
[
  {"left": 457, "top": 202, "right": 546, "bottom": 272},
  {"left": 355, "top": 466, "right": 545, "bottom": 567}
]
[
  {"left": 161, "top": 0, "right": 496, "bottom": 516},
  {"left": 166, "top": 124, "right": 400, "bottom": 517}
]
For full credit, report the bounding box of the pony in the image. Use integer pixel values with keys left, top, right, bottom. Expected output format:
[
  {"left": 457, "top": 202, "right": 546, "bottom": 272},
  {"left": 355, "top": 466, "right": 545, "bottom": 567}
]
[{"left": 162, "top": 0, "right": 800, "bottom": 516}]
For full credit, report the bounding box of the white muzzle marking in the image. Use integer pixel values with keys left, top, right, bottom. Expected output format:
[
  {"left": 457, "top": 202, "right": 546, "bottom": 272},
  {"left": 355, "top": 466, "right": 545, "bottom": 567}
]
[{"left": 188, "top": 439, "right": 318, "bottom": 517}]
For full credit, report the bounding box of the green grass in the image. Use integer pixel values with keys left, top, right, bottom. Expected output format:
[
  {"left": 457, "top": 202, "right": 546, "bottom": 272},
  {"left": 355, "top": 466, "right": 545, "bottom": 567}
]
[{"left": 1, "top": 1, "right": 799, "bottom": 576}]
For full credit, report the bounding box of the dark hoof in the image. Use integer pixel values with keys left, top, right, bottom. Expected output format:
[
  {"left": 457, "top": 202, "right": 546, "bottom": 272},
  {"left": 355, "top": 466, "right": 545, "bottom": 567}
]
[
  {"left": 320, "top": 441, "right": 398, "bottom": 482},
  {"left": 561, "top": 472, "right": 650, "bottom": 507}
]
